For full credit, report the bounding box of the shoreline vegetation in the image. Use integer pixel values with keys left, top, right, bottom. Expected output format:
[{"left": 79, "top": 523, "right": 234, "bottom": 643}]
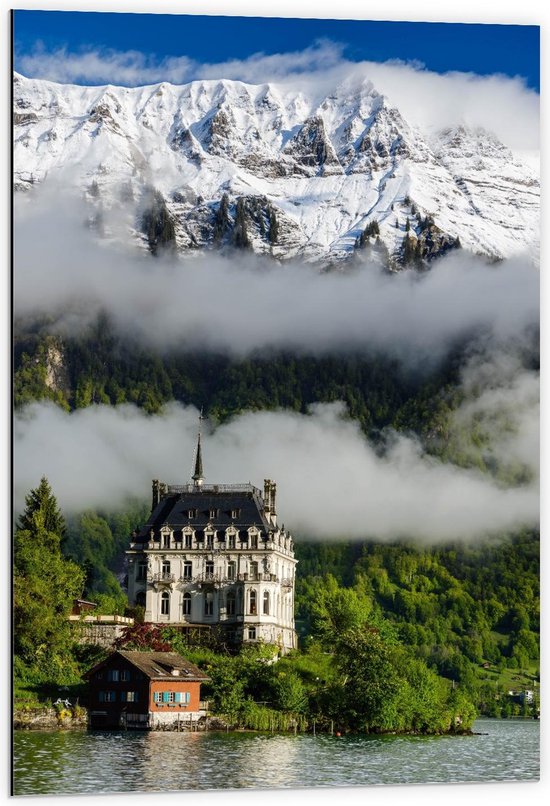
[{"left": 13, "top": 474, "right": 539, "bottom": 739}]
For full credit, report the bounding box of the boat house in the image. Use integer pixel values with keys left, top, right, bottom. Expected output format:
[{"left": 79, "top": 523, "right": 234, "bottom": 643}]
[{"left": 85, "top": 650, "right": 210, "bottom": 730}]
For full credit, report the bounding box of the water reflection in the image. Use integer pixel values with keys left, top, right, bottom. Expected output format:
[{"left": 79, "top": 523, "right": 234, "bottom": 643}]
[{"left": 13, "top": 719, "right": 539, "bottom": 796}]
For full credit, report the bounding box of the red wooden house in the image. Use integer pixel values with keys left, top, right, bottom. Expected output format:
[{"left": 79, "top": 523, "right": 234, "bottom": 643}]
[{"left": 85, "top": 650, "right": 210, "bottom": 730}]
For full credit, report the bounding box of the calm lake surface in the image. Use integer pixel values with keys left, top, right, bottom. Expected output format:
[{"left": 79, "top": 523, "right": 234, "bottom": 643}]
[{"left": 12, "top": 718, "right": 539, "bottom": 796}]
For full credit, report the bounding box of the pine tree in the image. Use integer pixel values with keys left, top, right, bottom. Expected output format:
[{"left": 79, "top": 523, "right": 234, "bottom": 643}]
[
  {"left": 17, "top": 476, "right": 66, "bottom": 537},
  {"left": 267, "top": 205, "right": 279, "bottom": 245},
  {"left": 14, "top": 479, "right": 85, "bottom": 669},
  {"left": 213, "top": 193, "right": 230, "bottom": 244},
  {"left": 414, "top": 239, "right": 424, "bottom": 267},
  {"left": 402, "top": 234, "right": 416, "bottom": 266},
  {"left": 141, "top": 188, "right": 177, "bottom": 256},
  {"left": 232, "top": 197, "right": 251, "bottom": 249}
]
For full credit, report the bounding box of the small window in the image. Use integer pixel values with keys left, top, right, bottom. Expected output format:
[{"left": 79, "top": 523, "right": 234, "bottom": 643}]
[
  {"left": 99, "top": 691, "right": 116, "bottom": 702},
  {"left": 231, "top": 509, "right": 240, "bottom": 519},
  {"left": 263, "top": 590, "right": 270, "bottom": 615},
  {"left": 182, "top": 593, "right": 191, "bottom": 615},
  {"left": 209, "top": 508, "right": 219, "bottom": 519},
  {"left": 227, "top": 591, "right": 236, "bottom": 615},
  {"left": 228, "top": 535, "right": 236, "bottom": 549},
  {"left": 205, "top": 592, "right": 214, "bottom": 616},
  {"left": 205, "top": 561, "right": 214, "bottom": 578},
  {"left": 137, "top": 562, "right": 147, "bottom": 580},
  {"left": 227, "top": 561, "right": 236, "bottom": 581},
  {"left": 162, "top": 560, "right": 171, "bottom": 577},
  {"left": 248, "top": 627, "right": 256, "bottom": 641},
  {"left": 249, "top": 590, "right": 257, "bottom": 615},
  {"left": 121, "top": 691, "right": 138, "bottom": 702},
  {"left": 120, "top": 670, "right": 131, "bottom": 682},
  {"left": 162, "top": 533, "right": 171, "bottom": 548},
  {"left": 183, "top": 561, "right": 193, "bottom": 579},
  {"left": 184, "top": 533, "right": 192, "bottom": 548},
  {"left": 161, "top": 592, "right": 170, "bottom": 616},
  {"left": 175, "top": 692, "right": 191, "bottom": 704},
  {"left": 107, "top": 670, "right": 119, "bottom": 682},
  {"left": 154, "top": 692, "right": 163, "bottom": 703},
  {"left": 206, "top": 533, "right": 214, "bottom": 549},
  {"left": 188, "top": 509, "right": 197, "bottom": 519}
]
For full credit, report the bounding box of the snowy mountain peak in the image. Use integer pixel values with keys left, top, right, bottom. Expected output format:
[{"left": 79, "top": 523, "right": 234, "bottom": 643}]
[{"left": 13, "top": 72, "right": 539, "bottom": 265}]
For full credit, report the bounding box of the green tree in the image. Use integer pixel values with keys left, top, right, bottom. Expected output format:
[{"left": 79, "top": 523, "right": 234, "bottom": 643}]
[
  {"left": 309, "top": 574, "right": 374, "bottom": 645},
  {"left": 334, "top": 627, "right": 403, "bottom": 731},
  {"left": 17, "top": 476, "right": 66, "bottom": 538},
  {"left": 13, "top": 480, "right": 85, "bottom": 674}
]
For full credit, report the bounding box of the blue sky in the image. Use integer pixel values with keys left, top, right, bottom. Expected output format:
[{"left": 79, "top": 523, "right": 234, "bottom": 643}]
[{"left": 13, "top": 10, "right": 540, "bottom": 90}]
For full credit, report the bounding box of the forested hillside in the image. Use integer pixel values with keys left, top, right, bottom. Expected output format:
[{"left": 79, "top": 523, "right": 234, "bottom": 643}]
[
  {"left": 13, "top": 310, "right": 540, "bottom": 721},
  {"left": 14, "top": 313, "right": 467, "bottom": 438}
]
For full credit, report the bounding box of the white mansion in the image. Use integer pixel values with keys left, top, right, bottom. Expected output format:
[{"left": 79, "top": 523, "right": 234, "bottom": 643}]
[{"left": 126, "top": 432, "right": 297, "bottom": 652}]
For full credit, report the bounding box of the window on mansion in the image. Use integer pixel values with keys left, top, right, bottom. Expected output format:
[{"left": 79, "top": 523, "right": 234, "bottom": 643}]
[
  {"left": 204, "top": 592, "right": 214, "bottom": 616},
  {"left": 182, "top": 593, "right": 191, "bottom": 615}
]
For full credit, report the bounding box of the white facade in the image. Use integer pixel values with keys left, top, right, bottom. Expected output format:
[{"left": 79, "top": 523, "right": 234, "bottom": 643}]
[{"left": 127, "top": 479, "right": 297, "bottom": 652}]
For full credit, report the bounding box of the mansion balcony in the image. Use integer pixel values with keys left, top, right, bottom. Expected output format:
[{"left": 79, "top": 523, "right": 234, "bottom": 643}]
[{"left": 148, "top": 572, "right": 176, "bottom": 588}]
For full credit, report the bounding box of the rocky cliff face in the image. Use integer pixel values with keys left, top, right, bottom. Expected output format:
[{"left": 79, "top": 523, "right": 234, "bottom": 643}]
[{"left": 13, "top": 72, "right": 539, "bottom": 266}]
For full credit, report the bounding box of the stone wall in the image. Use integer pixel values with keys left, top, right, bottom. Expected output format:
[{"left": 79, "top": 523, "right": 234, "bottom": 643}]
[
  {"left": 72, "top": 623, "right": 128, "bottom": 649},
  {"left": 14, "top": 706, "right": 87, "bottom": 731}
]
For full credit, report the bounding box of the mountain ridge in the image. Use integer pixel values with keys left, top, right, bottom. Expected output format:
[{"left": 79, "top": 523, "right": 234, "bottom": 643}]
[{"left": 13, "top": 71, "right": 540, "bottom": 266}]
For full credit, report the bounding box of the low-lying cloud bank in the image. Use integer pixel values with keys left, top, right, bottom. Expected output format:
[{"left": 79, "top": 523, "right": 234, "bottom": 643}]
[
  {"left": 14, "top": 193, "right": 539, "bottom": 368},
  {"left": 14, "top": 390, "right": 538, "bottom": 543}
]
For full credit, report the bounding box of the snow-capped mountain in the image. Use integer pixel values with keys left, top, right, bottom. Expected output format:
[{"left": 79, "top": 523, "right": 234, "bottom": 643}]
[{"left": 13, "top": 71, "right": 539, "bottom": 265}]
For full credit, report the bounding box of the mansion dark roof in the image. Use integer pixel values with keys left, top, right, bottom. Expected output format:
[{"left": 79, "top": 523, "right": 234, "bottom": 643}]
[
  {"left": 135, "top": 484, "right": 271, "bottom": 539},
  {"left": 85, "top": 651, "right": 210, "bottom": 682}
]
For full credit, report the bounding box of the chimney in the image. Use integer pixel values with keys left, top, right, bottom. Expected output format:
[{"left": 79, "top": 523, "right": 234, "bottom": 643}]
[
  {"left": 270, "top": 482, "right": 277, "bottom": 518},
  {"left": 264, "top": 479, "right": 272, "bottom": 519},
  {"left": 152, "top": 479, "right": 160, "bottom": 509}
]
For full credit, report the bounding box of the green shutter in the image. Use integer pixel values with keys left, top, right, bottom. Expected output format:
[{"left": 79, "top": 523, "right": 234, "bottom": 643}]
[
  {"left": 162, "top": 691, "right": 170, "bottom": 703},
  {"left": 175, "top": 692, "right": 182, "bottom": 703}
]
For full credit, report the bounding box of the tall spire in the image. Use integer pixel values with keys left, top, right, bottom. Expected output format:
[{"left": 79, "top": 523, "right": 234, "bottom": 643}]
[{"left": 192, "top": 409, "right": 205, "bottom": 488}]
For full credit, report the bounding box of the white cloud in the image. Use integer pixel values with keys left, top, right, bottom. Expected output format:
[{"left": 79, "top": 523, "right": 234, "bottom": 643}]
[
  {"left": 13, "top": 398, "right": 539, "bottom": 542},
  {"left": 13, "top": 192, "right": 539, "bottom": 366},
  {"left": 16, "top": 39, "right": 539, "bottom": 149}
]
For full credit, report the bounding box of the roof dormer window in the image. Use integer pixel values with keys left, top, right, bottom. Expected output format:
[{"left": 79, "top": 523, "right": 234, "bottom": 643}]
[
  {"left": 209, "top": 508, "right": 219, "bottom": 519},
  {"left": 188, "top": 509, "right": 197, "bottom": 519},
  {"left": 231, "top": 508, "right": 240, "bottom": 519}
]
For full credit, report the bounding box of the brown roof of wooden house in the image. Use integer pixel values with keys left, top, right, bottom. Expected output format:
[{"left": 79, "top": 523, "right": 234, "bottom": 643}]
[{"left": 84, "top": 650, "right": 210, "bottom": 682}]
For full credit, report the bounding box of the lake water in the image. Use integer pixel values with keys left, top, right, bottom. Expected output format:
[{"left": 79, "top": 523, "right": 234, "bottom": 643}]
[{"left": 12, "top": 718, "right": 539, "bottom": 796}]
